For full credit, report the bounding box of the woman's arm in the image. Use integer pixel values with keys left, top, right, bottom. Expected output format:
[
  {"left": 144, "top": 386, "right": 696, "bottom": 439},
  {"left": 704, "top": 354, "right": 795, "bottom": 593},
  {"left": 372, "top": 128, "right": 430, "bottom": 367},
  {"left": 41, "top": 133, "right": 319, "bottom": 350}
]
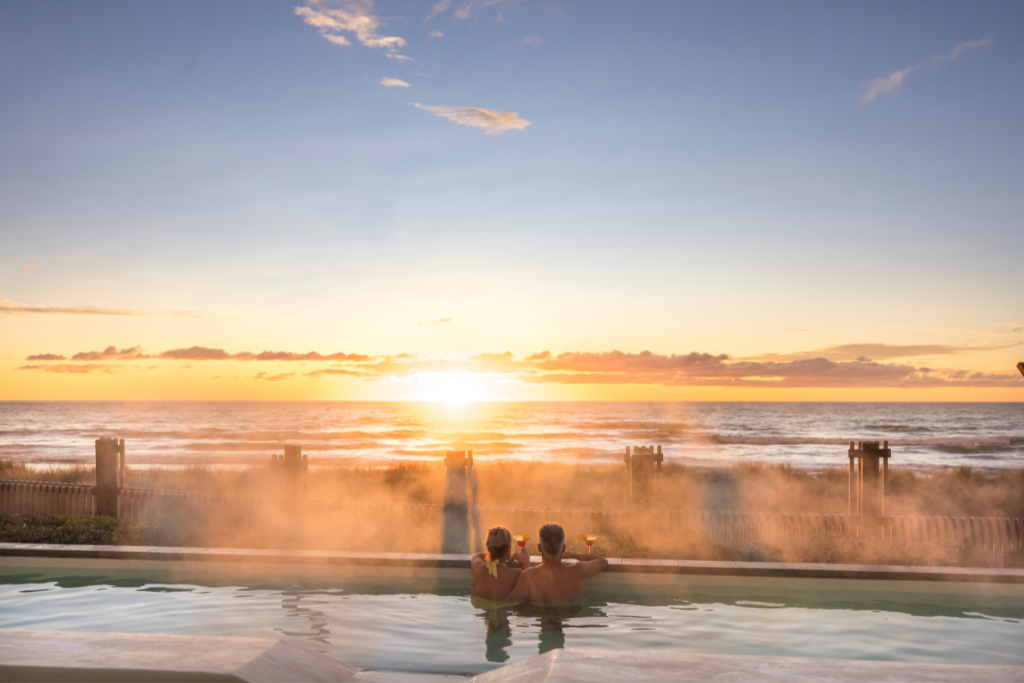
[
  {"left": 508, "top": 568, "right": 532, "bottom": 599},
  {"left": 470, "top": 552, "right": 488, "bottom": 572}
]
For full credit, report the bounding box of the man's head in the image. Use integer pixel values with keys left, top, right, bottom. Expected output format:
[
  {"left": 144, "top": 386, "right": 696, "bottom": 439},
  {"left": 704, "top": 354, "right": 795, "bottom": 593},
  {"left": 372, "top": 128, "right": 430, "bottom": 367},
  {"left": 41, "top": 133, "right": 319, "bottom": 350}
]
[{"left": 538, "top": 523, "right": 565, "bottom": 558}]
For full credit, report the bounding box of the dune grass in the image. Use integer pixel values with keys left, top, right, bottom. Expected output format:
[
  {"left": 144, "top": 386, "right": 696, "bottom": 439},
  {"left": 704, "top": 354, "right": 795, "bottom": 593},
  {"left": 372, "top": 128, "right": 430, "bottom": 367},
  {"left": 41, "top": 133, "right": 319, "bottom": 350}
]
[{"left": 0, "top": 513, "right": 141, "bottom": 545}]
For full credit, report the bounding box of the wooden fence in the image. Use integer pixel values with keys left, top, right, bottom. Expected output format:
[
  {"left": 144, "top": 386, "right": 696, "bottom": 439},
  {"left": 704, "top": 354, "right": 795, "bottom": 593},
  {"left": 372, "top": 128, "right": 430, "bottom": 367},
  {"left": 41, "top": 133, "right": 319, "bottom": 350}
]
[
  {"left": 476, "top": 506, "right": 1024, "bottom": 556},
  {"left": 0, "top": 481, "right": 95, "bottom": 516},
  {"left": 2, "top": 479, "right": 1022, "bottom": 556}
]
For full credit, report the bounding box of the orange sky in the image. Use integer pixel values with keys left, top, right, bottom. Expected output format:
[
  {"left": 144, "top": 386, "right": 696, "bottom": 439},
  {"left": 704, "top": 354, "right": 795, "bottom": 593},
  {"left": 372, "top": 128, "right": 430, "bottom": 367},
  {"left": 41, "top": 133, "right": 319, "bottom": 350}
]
[{"left": 2, "top": 310, "right": 1022, "bottom": 401}]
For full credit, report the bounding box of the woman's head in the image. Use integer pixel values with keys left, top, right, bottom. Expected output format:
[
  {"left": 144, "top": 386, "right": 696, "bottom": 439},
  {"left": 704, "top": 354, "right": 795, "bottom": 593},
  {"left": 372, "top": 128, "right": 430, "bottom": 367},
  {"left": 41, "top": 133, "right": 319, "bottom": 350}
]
[{"left": 486, "top": 526, "right": 512, "bottom": 562}]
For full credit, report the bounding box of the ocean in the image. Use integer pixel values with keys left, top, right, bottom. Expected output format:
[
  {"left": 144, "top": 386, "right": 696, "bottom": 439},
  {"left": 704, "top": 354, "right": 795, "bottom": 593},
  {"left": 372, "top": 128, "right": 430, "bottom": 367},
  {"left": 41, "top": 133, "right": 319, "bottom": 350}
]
[{"left": 0, "top": 401, "right": 1021, "bottom": 470}]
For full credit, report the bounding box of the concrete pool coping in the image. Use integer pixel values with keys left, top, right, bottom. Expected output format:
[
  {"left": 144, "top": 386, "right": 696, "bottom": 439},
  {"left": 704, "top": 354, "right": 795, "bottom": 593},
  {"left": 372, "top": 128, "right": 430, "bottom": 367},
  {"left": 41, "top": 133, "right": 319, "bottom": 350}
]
[
  {"left": 3, "top": 631, "right": 1023, "bottom": 683},
  {"left": 474, "top": 649, "right": 1024, "bottom": 682},
  {"left": 2, "top": 542, "right": 1023, "bottom": 584}
]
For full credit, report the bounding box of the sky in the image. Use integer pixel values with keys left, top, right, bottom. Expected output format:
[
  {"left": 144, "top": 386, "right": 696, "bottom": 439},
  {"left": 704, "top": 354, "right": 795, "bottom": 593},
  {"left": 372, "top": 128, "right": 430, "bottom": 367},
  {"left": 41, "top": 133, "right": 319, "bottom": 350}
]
[{"left": 1, "top": 0, "right": 1023, "bottom": 402}]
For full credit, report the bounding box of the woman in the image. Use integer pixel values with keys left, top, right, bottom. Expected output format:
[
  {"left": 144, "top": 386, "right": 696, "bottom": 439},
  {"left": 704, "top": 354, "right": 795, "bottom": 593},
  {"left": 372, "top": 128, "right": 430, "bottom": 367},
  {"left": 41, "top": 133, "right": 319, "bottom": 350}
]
[{"left": 471, "top": 526, "right": 531, "bottom": 603}]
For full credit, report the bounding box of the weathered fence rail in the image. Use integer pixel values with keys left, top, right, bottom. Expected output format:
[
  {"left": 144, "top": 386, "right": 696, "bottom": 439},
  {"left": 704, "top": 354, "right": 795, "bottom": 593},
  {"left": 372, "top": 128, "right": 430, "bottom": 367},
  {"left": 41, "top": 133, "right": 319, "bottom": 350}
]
[
  {"left": 476, "top": 506, "right": 1024, "bottom": 554},
  {"left": 3, "top": 480, "right": 1021, "bottom": 555},
  {"left": 0, "top": 480, "right": 95, "bottom": 516}
]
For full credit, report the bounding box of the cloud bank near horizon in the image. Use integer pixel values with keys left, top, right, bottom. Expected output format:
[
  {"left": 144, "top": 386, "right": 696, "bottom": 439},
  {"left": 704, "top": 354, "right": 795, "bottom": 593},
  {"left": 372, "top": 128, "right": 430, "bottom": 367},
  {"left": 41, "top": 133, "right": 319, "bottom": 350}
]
[{"left": 17, "top": 343, "right": 1023, "bottom": 389}]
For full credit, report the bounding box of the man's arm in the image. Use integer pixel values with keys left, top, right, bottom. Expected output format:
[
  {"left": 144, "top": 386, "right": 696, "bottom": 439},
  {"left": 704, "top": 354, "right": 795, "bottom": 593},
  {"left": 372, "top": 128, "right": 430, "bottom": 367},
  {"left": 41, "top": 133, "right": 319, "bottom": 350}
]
[
  {"left": 563, "top": 551, "right": 609, "bottom": 581},
  {"left": 508, "top": 568, "right": 533, "bottom": 599}
]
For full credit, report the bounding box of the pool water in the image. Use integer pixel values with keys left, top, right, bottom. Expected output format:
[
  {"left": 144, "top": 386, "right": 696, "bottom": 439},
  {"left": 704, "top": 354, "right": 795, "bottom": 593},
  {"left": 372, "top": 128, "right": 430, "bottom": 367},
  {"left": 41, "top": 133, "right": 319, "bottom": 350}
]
[{"left": 1, "top": 566, "right": 1022, "bottom": 675}]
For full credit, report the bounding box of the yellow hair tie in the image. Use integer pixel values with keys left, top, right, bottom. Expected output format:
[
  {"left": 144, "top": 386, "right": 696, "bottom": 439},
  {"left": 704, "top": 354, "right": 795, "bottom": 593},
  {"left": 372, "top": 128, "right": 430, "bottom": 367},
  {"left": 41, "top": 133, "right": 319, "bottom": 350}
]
[{"left": 486, "top": 559, "right": 500, "bottom": 578}]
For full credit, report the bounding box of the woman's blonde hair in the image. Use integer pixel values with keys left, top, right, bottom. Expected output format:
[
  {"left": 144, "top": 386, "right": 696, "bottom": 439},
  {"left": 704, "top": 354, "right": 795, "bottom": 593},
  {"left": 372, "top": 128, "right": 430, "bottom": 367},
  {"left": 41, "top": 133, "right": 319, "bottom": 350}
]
[{"left": 486, "top": 526, "right": 512, "bottom": 562}]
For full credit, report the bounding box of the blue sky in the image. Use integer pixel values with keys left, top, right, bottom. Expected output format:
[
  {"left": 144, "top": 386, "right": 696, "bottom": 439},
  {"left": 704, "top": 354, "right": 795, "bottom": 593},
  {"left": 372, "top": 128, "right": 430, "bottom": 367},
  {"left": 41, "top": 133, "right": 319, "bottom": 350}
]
[{"left": 1, "top": 0, "right": 1022, "bottom": 400}]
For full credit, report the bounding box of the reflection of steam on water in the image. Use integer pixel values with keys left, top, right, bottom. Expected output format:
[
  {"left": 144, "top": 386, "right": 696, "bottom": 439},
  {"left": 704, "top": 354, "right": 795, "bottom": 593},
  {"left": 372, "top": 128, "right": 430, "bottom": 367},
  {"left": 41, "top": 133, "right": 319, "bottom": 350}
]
[{"left": 277, "top": 592, "right": 332, "bottom": 645}]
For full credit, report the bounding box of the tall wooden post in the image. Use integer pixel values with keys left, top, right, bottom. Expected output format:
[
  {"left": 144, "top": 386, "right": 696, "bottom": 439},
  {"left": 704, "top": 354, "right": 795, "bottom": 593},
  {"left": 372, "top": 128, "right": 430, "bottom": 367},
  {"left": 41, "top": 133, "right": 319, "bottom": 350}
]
[
  {"left": 848, "top": 442, "right": 855, "bottom": 516},
  {"left": 442, "top": 450, "right": 477, "bottom": 554},
  {"left": 95, "top": 438, "right": 124, "bottom": 517},
  {"left": 625, "top": 445, "right": 663, "bottom": 508},
  {"left": 283, "top": 444, "right": 306, "bottom": 471},
  {"left": 848, "top": 440, "right": 891, "bottom": 521}
]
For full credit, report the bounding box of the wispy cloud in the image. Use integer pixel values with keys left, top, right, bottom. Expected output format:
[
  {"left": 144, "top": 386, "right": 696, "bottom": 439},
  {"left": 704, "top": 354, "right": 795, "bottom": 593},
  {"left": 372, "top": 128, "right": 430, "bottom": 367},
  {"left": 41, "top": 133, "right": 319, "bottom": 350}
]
[
  {"left": 743, "top": 341, "right": 1022, "bottom": 363},
  {"left": 380, "top": 77, "right": 410, "bottom": 87},
  {"left": 157, "top": 346, "right": 371, "bottom": 362},
  {"left": 413, "top": 103, "right": 530, "bottom": 134},
  {"left": 862, "top": 39, "right": 990, "bottom": 103},
  {"left": 19, "top": 363, "right": 114, "bottom": 374},
  {"left": 1, "top": 299, "right": 143, "bottom": 317},
  {"left": 425, "top": 0, "right": 450, "bottom": 21},
  {"left": 255, "top": 372, "right": 296, "bottom": 382},
  {"left": 428, "top": 30, "right": 444, "bottom": 39},
  {"left": 304, "top": 368, "right": 364, "bottom": 377},
  {"left": 426, "top": 0, "right": 513, "bottom": 21},
  {"left": 295, "top": 0, "right": 406, "bottom": 51},
  {"left": 20, "top": 265, "right": 40, "bottom": 274},
  {"left": 522, "top": 35, "right": 543, "bottom": 46},
  {"left": 71, "top": 346, "right": 149, "bottom": 361},
  {"left": 0, "top": 298, "right": 209, "bottom": 319},
  {"left": 418, "top": 317, "right": 451, "bottom": 326},
  {"left": 25, "top": 353, "right": 65, "bottom": 361}
]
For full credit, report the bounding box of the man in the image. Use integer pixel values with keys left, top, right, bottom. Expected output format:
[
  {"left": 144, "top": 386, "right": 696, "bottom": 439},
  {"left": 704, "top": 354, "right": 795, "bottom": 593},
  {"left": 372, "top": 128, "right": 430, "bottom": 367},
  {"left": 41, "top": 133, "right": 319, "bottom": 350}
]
[{"left": 508, "top": 523, "right": 608, "bottom": 606}]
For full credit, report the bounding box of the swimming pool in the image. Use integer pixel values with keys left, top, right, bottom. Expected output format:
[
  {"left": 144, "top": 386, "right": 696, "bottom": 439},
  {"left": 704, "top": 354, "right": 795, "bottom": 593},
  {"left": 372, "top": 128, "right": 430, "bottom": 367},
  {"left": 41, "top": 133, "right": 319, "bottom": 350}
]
[{"left": 1, "top": 557, "right": 1022, "bottom": 676}]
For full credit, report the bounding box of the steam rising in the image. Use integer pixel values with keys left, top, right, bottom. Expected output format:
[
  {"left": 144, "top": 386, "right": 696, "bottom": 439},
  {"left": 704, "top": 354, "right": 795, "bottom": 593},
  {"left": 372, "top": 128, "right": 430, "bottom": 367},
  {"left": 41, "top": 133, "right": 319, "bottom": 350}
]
[{"left": 3, "top": 460, "right": 1020, "bottom": 567}]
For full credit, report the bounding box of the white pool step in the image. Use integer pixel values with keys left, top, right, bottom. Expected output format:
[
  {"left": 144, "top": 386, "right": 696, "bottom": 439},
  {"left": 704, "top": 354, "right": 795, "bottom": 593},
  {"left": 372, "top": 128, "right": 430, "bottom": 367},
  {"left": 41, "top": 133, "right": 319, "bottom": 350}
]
[
  {"left": 3, "top": 630, "right": 1021, "bottom": 682},
  {"left": 474, "top": 649, "right": 1024, "bottom": 682},
  {"left": 0, "top": 628, "right": 358, "bottom": 682}
]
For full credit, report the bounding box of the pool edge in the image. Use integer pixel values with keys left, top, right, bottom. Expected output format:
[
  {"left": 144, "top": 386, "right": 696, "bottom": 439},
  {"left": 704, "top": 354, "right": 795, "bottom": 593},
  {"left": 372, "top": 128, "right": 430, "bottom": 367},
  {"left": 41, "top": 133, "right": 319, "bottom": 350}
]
[{"left": 2, "top": 543, "right": 1022, "bottom": 584}]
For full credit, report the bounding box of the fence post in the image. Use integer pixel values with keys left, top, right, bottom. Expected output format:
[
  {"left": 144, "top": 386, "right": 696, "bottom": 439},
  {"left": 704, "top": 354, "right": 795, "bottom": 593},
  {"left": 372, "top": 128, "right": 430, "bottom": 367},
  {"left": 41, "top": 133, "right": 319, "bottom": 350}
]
[
  {"left": 95, "top": 438, "right": 124, "bottom": 517},
  {"left": 442, "top": 450, "right": 477, "bottom": 554},
  {"left": 848, "top": 440, "right": 891, "bottom": 536},
  {"left": 625, "top": 445, "right": 663, "bottom": 508}
]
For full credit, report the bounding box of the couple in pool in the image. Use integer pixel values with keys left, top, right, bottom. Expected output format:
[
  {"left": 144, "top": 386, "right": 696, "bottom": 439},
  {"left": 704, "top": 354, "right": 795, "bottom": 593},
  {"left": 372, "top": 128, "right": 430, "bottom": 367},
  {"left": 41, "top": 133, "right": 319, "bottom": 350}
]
[{"left": 470, "top": 523, "right": 608, "bottom": 610}]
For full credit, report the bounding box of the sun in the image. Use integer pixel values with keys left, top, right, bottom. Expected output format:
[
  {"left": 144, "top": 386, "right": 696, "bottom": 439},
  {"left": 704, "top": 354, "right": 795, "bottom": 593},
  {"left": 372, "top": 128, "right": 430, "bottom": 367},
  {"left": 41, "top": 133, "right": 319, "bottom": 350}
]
[{"left": 422, "top": 372, "right": 487, "bottom": 405}]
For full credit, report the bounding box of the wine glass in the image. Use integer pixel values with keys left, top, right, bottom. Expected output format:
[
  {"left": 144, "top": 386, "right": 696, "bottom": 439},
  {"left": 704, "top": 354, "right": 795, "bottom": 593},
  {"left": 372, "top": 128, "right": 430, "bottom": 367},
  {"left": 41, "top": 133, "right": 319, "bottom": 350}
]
[{"left": 578, "top": 534, "right": 598, "bottom": 553}]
